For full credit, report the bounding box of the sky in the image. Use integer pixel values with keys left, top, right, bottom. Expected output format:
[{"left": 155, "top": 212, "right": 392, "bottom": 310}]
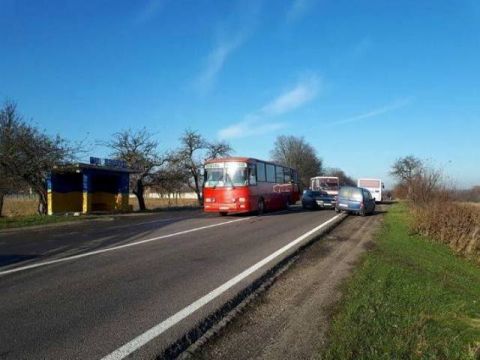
[{"left": 1, "top": 0, "right": 479, "bottom": 188}]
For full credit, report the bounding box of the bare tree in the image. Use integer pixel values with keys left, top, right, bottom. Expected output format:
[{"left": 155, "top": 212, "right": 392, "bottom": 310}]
[
  {"left": 410, "top": 166, "right": 444, "bottom": 206},
  {"left": 174, "top": 130, "right": 232, "bottom": 205},
  {"left": 390, "top": 155, "right": 443, "bottom": 205},
  {"left": 270, "top": 135, "right": 322, "bottom": 189},
  {"left": 150, "top": 161, "right": 190, "bottom": 203},
  {"left": 207, "top": 141, "right": 233, "bottom": 160},
  {"left": 0, "top": 101, "right": 75, "bottom": 214},
  {"left": 390, "top": 155, "right": 423, "bottom": 196},
  {"left": 105, "top": 128, "right": 167, "bottom": 211}
]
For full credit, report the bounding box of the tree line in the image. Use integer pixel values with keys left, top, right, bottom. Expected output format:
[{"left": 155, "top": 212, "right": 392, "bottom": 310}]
[{"left": 0, "top": 101, "right": 355, "bottom": 216}]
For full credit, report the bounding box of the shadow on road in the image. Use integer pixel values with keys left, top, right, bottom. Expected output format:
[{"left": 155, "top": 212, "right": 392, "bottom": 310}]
[
  {"left": 222, "top": 204, "right": 336, "bottom": 218},
  {"left": 0, "top": 254, "right": 39, "bottom": 267},
  {"left": 0, "top": 215, "right": 193, "bottom": 269}
]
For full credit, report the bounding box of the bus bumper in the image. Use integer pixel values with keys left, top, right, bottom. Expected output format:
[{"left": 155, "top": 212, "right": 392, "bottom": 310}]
[{"left": 204, "top": 202, "right": 251, "bottom": 214}]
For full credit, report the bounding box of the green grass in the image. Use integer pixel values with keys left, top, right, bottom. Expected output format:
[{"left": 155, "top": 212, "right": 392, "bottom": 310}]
[
  {"left": 0, "top": 214, "right": 95, "bottom": 230},
  {"left": 320, "top": 203, "right": 480, "bottom": 360}
]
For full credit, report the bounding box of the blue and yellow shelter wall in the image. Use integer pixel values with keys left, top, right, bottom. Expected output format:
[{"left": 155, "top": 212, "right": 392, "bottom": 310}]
[{"left": 48, "top": 168, "right": 130, "bottom": 215}]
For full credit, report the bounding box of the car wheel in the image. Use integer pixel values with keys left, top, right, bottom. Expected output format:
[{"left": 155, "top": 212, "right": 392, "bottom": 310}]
[{"left": 359, "top": 208, "right": 366, "bottom": 217}]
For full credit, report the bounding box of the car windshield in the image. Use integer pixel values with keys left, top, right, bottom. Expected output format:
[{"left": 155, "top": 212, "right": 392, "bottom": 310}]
[
  {"left": 339, "top": 187, "right": 363, "bottom": 201},
  {"left": 204, "top": 162, "right": 248, "bottom": 188},
  {"left": 311, "top": 191, "right": 326, "bottom": 197}
]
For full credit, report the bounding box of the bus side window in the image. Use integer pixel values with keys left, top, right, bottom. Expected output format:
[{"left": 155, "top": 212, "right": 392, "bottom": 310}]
[
  {"left": 256, "top": 162, "right": 266, "bottom": 182},
  {"left": 249, "top": 164, "right": 257, "bottom": 185},
  {"left": 275, "top": 166, "right": 284, "bottom": 184},
  {"left": 284, "top": 168, "right": 291, "bottom": 183},
  {"left": 266, "top": 164, "right": 275, "bottom": 182}
]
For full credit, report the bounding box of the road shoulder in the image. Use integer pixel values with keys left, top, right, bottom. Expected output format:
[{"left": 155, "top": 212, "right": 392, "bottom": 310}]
[{"left": 193, "top": 208, "right": 386, "bottom": 360}]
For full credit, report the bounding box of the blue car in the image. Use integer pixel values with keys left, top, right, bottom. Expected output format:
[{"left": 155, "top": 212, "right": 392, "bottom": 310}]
[
  {"left": 335, "top": 186, "right": 375, "bottom": 216},
  {"left": 302, "top": 189, "right": 336, "bottom": 210}
]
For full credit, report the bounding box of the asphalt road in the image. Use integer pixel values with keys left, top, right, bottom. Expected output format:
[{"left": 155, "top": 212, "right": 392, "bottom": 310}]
[
  {"left": 0, "top": 207, "right": 338, "bottom": 360},
  {"left": 196, "top": 208, "right": 386, "bottom": 360}
]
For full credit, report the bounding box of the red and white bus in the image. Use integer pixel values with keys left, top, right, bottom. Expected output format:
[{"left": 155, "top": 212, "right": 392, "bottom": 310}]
[{"left": 203, "top": 157, "right": 300, "bottom": 215}]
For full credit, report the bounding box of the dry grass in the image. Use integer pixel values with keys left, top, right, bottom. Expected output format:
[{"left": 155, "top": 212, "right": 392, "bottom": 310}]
[
  {"left": 128, "top": 197, "right": 199, "bottom": 211},
  {"left": 2, "top": 198, "right": 38, "bottom": 217},
  {"left": 1, "top": 196, "right": 199, "bottom": 217},
  {"left": 411, "top": 201, "right": 480, "bottom": 262}
]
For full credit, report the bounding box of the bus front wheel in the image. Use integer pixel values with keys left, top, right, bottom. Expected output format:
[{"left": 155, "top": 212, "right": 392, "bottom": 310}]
[{"left": 257, "top": 198, "right": 265, "bottom": 215}]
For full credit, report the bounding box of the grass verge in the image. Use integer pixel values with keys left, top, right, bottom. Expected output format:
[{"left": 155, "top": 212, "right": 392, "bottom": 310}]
[
  {"left": 0, "top": 215, "right": 95, "bottom": 230},
  {"left": 320, "top": 203, "right": 480, "bottom": 360}
]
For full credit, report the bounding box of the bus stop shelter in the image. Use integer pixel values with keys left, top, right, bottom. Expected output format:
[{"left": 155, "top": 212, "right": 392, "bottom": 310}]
[{"left": 47, "top": 160, "right": 134, "bottom": 215}]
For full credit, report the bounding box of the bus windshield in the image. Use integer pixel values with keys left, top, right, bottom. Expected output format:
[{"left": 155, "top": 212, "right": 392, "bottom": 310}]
[
  {"left": 319, "top": 180, "right": 339, "bottom": 191},
  {"left": 204, "top": 162, "right": 248, "bottom": 188}
]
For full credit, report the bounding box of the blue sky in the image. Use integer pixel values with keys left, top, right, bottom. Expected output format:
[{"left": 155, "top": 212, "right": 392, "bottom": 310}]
[{"left": 1, "top": 0, "right": 479, "bottom": 188}]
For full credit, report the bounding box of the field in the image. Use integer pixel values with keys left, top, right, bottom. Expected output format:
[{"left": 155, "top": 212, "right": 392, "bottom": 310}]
[{"left": 321, "top": 203, "right": 480, "bottom": 359}]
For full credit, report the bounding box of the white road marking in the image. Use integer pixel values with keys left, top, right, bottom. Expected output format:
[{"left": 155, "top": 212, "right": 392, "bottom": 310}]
[
  {"left": 0, "top": 217, "right": 252, "bottom": 277},
  {"left": 101, "top": 214, "right": 343, "bottom": 360}
]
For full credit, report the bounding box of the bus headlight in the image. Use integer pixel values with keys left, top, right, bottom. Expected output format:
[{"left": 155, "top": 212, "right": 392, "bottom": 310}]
[
  {"left": 205, "top": 197, "right": 215, "bottom": 203},
  {"left": 238, "top": 197, "right": 246, "bottom": 203}
]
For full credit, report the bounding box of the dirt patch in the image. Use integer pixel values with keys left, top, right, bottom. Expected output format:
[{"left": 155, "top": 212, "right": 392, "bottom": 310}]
[{"left": 193, "top": 208, "right": 387, "bottom": 360}]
